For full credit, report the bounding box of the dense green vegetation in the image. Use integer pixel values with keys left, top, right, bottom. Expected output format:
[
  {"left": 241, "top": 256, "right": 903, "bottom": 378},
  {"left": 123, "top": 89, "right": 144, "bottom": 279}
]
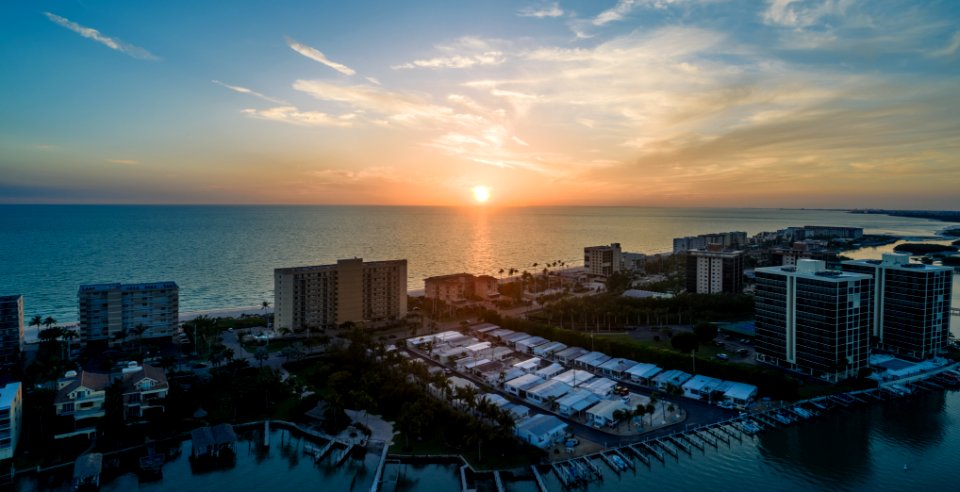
[
  {"left": 892, "top": 243, "right": 958, "bottom": 255},
  {"left": 530, "top": 292, "right": 755, "bottom": 330}
]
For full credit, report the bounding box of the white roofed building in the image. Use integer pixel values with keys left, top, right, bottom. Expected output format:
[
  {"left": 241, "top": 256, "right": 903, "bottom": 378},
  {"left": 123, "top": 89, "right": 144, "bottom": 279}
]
[
  {"left": 598, "top": 358, "right": 638, "bottom": 378},
  {"left": 556, "top": 389, "right": 601, "bottom": 417},
  {"left": 516, "top": 336, "right": 548, "bottom": 353},
  {"left": 579, "top": 377, "right": 617, "bottom": 397},
  {"left": 574, "top": 352, "right": 611, "bottom": 371},
  {"left": 555, "top": 347, "right": 590, "bottom": 365},
  {"left": 625, "top": 363, "right": 662, "bottom": 385},
  {"left": 552, "top": 369, "right": 594, "bottom": 387},
  {"left": 504, "top": 374, "right": 545, "bottom": 398},
  {"left": 681, "top": 375, "right": 723, "bottom": 401},
  {"left": 533, "top": 341, "right": 568, "bottom": 358},
  {"left": 535, "top": 363, "right": 564, "bottom": 379},
  {"left": 525, "top": 380, "right": 573, "bottom": 405},
  {"left": 653, "top": 370, "right": 693, "bottom": 391},
  {"left": 515, "top": 414, "right": 568, "bottom": 449}
]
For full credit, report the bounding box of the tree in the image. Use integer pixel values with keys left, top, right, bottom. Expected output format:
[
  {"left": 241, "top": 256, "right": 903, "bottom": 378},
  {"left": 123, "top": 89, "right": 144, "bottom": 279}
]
[
  {"left": 62, "top": 330, "right": 78, "bottom": 360},
  {"left": 671, "top": 332, "right": 700, "bottom": 353},
  {"left": 42, "top": 316, "right": 57, "bottom": 330},
  {"left": 693, "top": 322, "right": 718, "bottom": 343},
  {"left": 605, "top": 272, "right": 632, "bottom": 294},
  {"left": 254, "top": 347, "right": 269, "bottom": 368},
  {"left": 261, "top": 300, "right": 271, "bottom": 310},
  {"left": 29, "top": 315, "right": 43, "bottom": 331},
  {"left": 132, "top": 323, "right": 148, "bottom": 353}
]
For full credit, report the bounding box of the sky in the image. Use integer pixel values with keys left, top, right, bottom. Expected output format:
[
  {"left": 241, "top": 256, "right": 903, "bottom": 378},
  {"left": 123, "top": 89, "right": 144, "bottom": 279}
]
[{"left": 1, "top": 0, "right": 959, "bottom": 208}]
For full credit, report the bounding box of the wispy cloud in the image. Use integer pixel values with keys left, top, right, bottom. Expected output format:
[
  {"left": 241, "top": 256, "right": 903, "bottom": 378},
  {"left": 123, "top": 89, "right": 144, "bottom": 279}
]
[
  {"left": 212, "top": 80, "right": 288, "bottom": 104},
  {"left": 393, "top": 52, "right": 505, "bottom": 70},
  {"left": 761, "top": 0, "right": 852, "bottom": 28},
  {"left": 107, "top": 159, "right": 139, "bottom": 165},
  {"left": 931, "top": 30, "right": 960, "bottom": 57},
  {"left": 44, "top": 12, "right": 158, "bottom": 60},
  {"left": 241, "top": 106, "right": 356, "bottom": 127},
  {"left": 286, "top": 37, "right": 356, "bottom": 75},
  {"left": 593, "top": 0, "right": 641, "bottom": 26},
  {"left": 518, "top": 2, "right": 565, "bottom": 18}
]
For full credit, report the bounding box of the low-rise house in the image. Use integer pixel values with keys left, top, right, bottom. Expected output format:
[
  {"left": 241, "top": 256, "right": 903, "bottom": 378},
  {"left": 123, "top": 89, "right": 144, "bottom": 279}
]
[
  {"left": 574, "top": 351, "right": 611, "bottom": 371},
  {"left": 598, "top": 358, "right": 638, "bottom": 379},
  {"left": 552, "top": 369, "right": 594, "bottom": 387},
  {"left": 481, "top": 393, "right": 509, "bottom": 408},
  {"left": 483, "top": 367, "right": 524, "bottom": 387},
  {"left": 682, "top": 375, "right": 724, "bottom": 401},
  {"left": 556, "top": 388, "right": 600, "bottom": 417},
  {"left": 504, "top": 374, "right": 545, "bottom": 398},
  {"left": 471, "top": 323, "right": 501, "bottom": 338},
  {"left": 489, "top": 329, "right": 515, "bottom": 341},
  {"left": 487, "top": 346, "right": 514, "bottom": 361},
  {"left": 503, "top": 332, "right": 533, "bottom": 348},
  {"left": 625, "top": 363, "right": 662, "bottom": 385},
  {"left": 121, "top": 363, "right": 169, "bottom": 421},
  {"left": 534, "top": 363, "right": 564, "bottom": 379},
  {"left": 533, "top": 341, "right": 567, "bottom": 358},
  {"left": 516, "top": 336, "right": 548, "bottom": 353},
  {"left": 515, "top": 414, "right": 568, "bottom": 449},
  {"left": 719, "top": 382, "right": 758, "bottom": 409},
  {"left": 579, "top": 377, "right": 617, "bottom": 397},
  {"left": 435, "top": 345, "right": 469, "bottom": 363},
  {"left": 503, "top": 403, "right": 531, "bottom": 421},
  {"left": 554, "top": 346, "right": 589, "bottom": 365},
  {"left": 0, "top": 382, "right": 22, "bottom": 461},
  {"left": 465, "top": 342, "right": 492, "bottom": 357},
  {"left": 653, "top": 369, "right": 692, "bottom": 392},
  {"left": 54, "top": 370, "right": 109, "bottom": 439},
  {"left": 455, "top": 357, "right": 491, "bottom": 372},
  {"left": 525, "top": 380, "right": 572, "bottom": 406},
  {"left": 586, "top": 399, "right": 634, "bottom": 428},
  {"left": 513, "top": 357, "right": 542, "bottom": 374}
]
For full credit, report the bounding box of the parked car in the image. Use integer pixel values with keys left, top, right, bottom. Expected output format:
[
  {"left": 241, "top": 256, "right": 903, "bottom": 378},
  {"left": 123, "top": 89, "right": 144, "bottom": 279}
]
[{"left": 715, "top": 353, "right": 729, "bottom": 361}]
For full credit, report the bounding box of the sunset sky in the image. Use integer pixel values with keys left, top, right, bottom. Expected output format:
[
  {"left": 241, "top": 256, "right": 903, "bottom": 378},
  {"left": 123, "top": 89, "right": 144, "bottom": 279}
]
[{"left": 2, "top": 1, "right": 959, "bottom": 207}]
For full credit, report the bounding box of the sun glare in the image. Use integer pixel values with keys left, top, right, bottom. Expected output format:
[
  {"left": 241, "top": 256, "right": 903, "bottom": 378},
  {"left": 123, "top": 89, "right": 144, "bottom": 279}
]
[{"left": 472, "top": 186, "right": 491, "bottom": 203}]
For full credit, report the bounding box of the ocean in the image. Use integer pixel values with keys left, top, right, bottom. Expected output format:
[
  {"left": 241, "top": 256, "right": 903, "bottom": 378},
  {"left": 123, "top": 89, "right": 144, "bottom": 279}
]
[{"left": 1, "top": 205, "right": 956, "bottom": 325}]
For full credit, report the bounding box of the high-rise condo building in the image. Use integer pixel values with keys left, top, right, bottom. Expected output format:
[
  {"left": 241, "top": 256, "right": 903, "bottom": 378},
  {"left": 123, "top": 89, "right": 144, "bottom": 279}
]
[
  {"left": 78, "top": 282, "right": 179, "bottom": 345},
  {"left": 754, "top": 260, "right": 872, "bottom": 383},
  {"left": 274, "top": 258, "right": 407, "bottom": 331},
  {"left": 685, "top": 247, "right": 744, "bottom": 294},
  {"left": 842, "top": 254, "right": 953, "bottom": 360},
  {"left": 424, "top": 273, "right": 499, "bottom": 303},
  {"left": 584, "top": 243, "right": 622, "bottom": 277},
  {"left": 0, "top": 295, "right": 24, "bottom": 367}
]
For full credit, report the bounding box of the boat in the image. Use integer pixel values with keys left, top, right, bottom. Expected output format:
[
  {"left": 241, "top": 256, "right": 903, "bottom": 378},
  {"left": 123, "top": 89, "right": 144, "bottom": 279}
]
[{"left": 610, "top": 454, "right": 628, "bottom": 471}]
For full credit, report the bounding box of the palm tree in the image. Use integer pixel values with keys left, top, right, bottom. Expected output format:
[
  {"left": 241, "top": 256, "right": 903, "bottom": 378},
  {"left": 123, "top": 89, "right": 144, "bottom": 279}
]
[
  {"left": 42, "top": 316, "right": 57, "bottom": 331},
  {"left": 132, "top": 323, "right": 148, "bottom": 353},
  {"left": 261, "top": 300, "right": 271, "bottom": 311},
  {"left": 254, "top": 347, "right": 269, "bottom": 368},
  {"left": 62, "top": 330, "right": 78, "bottom": 360},
  {"left": 29, "top": 315, "right": 43, "bottom": 332}
]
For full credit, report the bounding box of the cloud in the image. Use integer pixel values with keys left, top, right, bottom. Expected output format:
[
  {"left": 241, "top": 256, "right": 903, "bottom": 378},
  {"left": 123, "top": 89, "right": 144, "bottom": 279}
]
[
  {"left": 761, "top": 0, "right": 852, "bottom": 28},
  {"left": 241, "top": 106, "right": 356, "bottom": 127},
  {"left": 286, "top": 37, "right": 356, "bottom": 75},
  {"left": 392, "top": 37, "right": 509, "bottom": 70},
  {"left": 212, "top": 80, "right": 288, "bottom": 104},
  {"left": 44, "top": 12, "right": 158, "bottom": 60},
  {"left": 931, "top": 31, "right": 960, "bottom": 57},
  {"left": 107, "top": 159, "right": 138, "bottom": 165},
  {"left": 518, "top": 3, "right": 565, "bottom": 18},
  {"left": 593, "top": 0, "right": 641, "bottom": 26},
  {"left": 293, "top": 80, "right": 455, "bottom": 123}
]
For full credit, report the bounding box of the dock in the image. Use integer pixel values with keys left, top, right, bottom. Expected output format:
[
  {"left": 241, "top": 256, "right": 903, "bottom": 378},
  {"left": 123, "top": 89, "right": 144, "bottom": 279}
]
[
  {"left": 612, "top": 448, "right": 635, "bottom": 469},
  {"left": 530, "top": 466, "right": 549, "bottom": 492},
  {"left": 640, "top": 441, "right": 665, "bottom": 462},
  {"left": 336, "top": 444, "right": 355, "bottom": 466},
  {"left": 626, "top": 444, "right": 650, "bottom": 466},
  {"left": 599, "top": 452, "right": 621, "bottom": 473},
  {"left": 493, "top": 471, "right": 505, "bottom": 492},
  {"left": 654, "top": 439, "right": 678, "bottom": 459}
]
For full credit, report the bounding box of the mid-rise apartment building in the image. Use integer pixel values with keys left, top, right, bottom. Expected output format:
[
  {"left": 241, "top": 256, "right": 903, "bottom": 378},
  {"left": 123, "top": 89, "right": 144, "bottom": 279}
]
[
  {"left": 584, "top": 243, "right": 622, "bottom": 277},
  {"left": 78, "top": 282, "right": 179, "bottom": 345},
  {"left": 274, "top": 258, "right": 407, "bottom": 331},
  {"left": 424, "top": 273, "right": 498, "bottom": 303},
  {"left": 754, "top": 260, "right": 873, "bottom": 383},
  {"left": 685, "top": 247, "right": 744, "bottom": 294},
  {"left": 0, "top": 295, "right": 24, "bottom": 367},
  {"left": 842, "top": 254, "right": 953, "bottom": 360},
  {"left": 0, "top": 382, "right": 22, "bottom": 461}
]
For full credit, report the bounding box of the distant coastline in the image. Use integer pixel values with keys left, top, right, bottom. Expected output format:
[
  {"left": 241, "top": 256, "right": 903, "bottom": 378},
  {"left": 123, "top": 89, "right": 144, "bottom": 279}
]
[{"left": 849, "top": 209, "right": 960, "bottom": 224}]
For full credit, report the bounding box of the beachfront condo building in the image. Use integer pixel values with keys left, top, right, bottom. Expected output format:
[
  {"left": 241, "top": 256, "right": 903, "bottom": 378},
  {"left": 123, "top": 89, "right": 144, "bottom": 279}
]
[
  {"left": 78, "top": 282, "right": 179, "bottom": 346},
  {"left": 274, "top": 258, "right": 407, "bottom": 331},
  {"left": 685, "top": 246, "right": 744, "bottom": 294},
  {"left": 621, "top": 252, "right": 647, "bottom": 274},
  {"left": 0, "top": 295, "right": 24, "bottom": 367},
  {"left": 584, "top": 243, "right": 622, "bottom": 277},
  {"left": 842, "top": 254, "right": 953, "bottom": 360},
  {"left": 424, "top": 273, "right": 499, "bottom": 303},
  {"left": 0, "top": 382, "right": 22, "bottom": 461},
  {"left": 673, "top": 231, "right": 747, "bottom": 253},
  {"left": 754, "top": 260, "right": 873, "bottom": 383}
]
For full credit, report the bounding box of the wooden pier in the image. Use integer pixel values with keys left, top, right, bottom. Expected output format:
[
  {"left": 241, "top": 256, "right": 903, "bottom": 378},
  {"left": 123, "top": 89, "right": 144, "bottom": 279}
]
[
  {"left": 493, "top": 471, "right": 505, "bottom": 492},
  {"left": 640, "top": 441, "right": 665, "bottom": 462},
  {"left": 530, "top": 465, "right": 549, "bottom": 492}
]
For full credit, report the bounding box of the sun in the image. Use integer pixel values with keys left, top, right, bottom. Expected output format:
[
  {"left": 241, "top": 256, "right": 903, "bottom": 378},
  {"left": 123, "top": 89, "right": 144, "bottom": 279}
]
[{"left": 472, "top": 186, "right": 491, "bottom": 203}]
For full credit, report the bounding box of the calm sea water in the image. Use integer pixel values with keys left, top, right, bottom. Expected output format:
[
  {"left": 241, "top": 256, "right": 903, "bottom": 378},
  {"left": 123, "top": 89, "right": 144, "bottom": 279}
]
[{"left": 1, "top": 205, "right": 956, "bottom": 325}]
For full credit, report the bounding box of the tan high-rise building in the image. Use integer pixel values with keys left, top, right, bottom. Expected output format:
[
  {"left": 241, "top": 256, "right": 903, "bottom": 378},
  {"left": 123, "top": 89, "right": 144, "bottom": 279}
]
[
  {"left": 78, "top": 282, "right": 179, "bottom": 345},
  {"left": 274, "top": 258, "right": 407, "bottom": 331}
]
